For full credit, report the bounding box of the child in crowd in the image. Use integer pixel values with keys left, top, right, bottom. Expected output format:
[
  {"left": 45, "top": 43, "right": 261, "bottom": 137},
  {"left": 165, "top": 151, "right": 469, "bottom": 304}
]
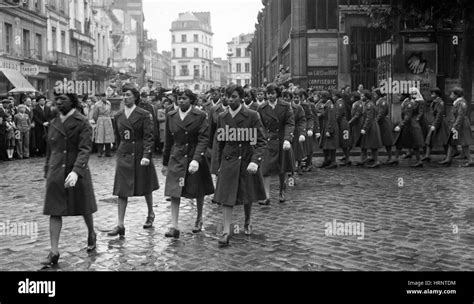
[
  {"left": 14, "top": 105, "right": 32, "bottom": 159},
  {"left": 5, "top": 114, "right": 17, "bottom": 160}
]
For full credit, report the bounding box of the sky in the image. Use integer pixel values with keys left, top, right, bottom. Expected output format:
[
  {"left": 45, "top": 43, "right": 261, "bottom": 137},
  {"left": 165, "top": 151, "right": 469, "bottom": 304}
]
[{"left": 143, "top": 0, "right": 264, "bottom": 58}]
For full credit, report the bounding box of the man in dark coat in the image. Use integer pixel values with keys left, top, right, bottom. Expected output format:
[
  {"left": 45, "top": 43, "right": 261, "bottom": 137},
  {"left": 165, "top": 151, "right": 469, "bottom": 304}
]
[
  {"left": 108, "top": 86, "right": 159, "bottom": 237},
  {"left": 42, "top": 93, "right": 97, "bottom": 266},
  {"left": 213, "top": 84, "right": 267, "bottom": 246},
  {"left": 162, "top": 89, "right": 214, "bottom": 238},
  {"left": 33, "top": 95, "right": 51, "bottom": 156},
  {"left": 257, "top": 83, "right": 295, "bottom": 204}
]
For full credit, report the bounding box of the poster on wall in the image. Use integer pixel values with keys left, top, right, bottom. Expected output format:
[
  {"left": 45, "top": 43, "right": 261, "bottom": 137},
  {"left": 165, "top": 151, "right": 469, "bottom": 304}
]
[
  {"left": 308, "top": 37, "right": 338, "bottom": 67},
  {"left": 308, "top": 67, "right": 338, "bottom": 91},
  {"left": 403, "top": 43, "right": 437, "bottom": 99}
]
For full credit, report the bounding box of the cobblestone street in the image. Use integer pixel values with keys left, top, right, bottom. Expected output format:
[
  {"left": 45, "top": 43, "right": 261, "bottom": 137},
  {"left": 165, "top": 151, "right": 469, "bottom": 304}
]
[{"left": 1, "top": 154, "right": 474, "bottom": 271}]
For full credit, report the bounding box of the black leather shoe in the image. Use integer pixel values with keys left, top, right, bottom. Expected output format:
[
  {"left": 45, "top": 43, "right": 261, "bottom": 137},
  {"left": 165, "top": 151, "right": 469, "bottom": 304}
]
[
  {"left": 461, "top": 162, "right": 474, "bottom": 167},
  {"left": 302, "top": 166, "right": 312, "bottom": 172},
  {"left": 279, "top": 192, "right": 286, "bottom": 203},
  {"left": 41, "top": 252, "right": 60, "bottom": 266},
  {"left": 339, "top": 156, "right": 346, "bottom": 162},
  {"left": 192, "top": 221, "right": 203, "bottom": 233},
  {"left": 340, "top": 160, "right": 351, "bottom": 166},
  {"left": 355, "top": 160, "right": 367, "bottom": 166},
  {"left": 107, "top": 226, "right": 125, "bottom": 237},
  {"left": 368, "top": 162, "right": 381, "bottom": 169},
  {"left": 401, "top": 153, "right": 412, "bottom": 159},
  {"left": 143, "top": 215, "right": 155, "bottom": 229},
  {"left": 388, "top": 159, "right": 399, "bottom": 166},
  {"left": 318, "top": 161, "right": 330, "bottom": 168},
  {"left": 421, "top": 156, "right": 431, "bottom": 162},
  {"left": 165, "top": 228, "right": 180, "bottom": 238},
  {"left": 438, "top": 159, "right": 452, "bottom": 166},
  {"left": 244, "top": 224, "right": 252, "bottom": 236},
  {"left": 218, "top": 233, "right": 230, "bottom": 247},
  {"left": 325, "top": 163, "right": 338, "bottom": 169},
  {"left": 410, "top": 162, "right": 423, "bottom": 168},
  {"left": 259, "top": 199, "right": 271, "bottom": 206},
  {"left": 86, "top": 233, "right": 97, "bottom": 252}
]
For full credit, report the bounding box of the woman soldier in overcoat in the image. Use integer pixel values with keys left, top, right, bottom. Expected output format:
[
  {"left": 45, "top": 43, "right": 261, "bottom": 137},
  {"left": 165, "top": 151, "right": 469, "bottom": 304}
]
[
  {"left": 439, "top": 87, "right": 474, "bottom": 167},
  {"left": 319, "top": 91, "right": 339, "bottom": 169},
  {"left": 356, "top": 90, "right": 383, "bottom": 168},
  {"left": 42, "top": 93, "right": 97, "bottom": 266},
  {"left": 162, "top": 89, "right": 214, "bottom": 238},
  {"left": 208, "top": 93, "right": 229, "bottom": 176},
  {"left": 333, "top": 90, "right": 351, "bottom": 166},
  {"left": 373, "top": 88, "right": 394, "bottom": 164},
  {"left": 213, "top": 85, "right": 267, "bottom": 246},
  {"left": 108, "top": 85, "right": 159, "bottom": 237},
  {"left": 299, "top": 89, "right": 319, "bottom": 172},
  {"left": 348, "top": 92, "right": 363, "bottom": 153},
  {"left": 393, "top": 89, "right": 425, "bottom": 167},
  {"left": 422, "top": 88, "right": 449, "bottom": 161},
  {"left": 283, "top": 91, "right": 306, "bottom": 175},
  {"left": 257, "top": 83, "right": 295, "bottom": 204}
]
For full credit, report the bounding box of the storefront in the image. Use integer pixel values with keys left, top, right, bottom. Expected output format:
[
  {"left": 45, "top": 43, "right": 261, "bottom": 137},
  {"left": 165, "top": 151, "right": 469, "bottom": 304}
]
[{"left": 0, "top": 57, "right": 37, "bottom": 102}]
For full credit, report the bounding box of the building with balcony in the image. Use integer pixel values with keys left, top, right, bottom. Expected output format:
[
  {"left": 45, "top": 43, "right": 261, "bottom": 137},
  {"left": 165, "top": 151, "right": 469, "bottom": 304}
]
[
  {"left": 227, "top": 33, "right": 253, "bottom": 86},
  {"left": 0, "top": 0, "right": 49, "bottom": 96},
  {"left": 170, "top": 12, "right": 214, "bottom": 92}
]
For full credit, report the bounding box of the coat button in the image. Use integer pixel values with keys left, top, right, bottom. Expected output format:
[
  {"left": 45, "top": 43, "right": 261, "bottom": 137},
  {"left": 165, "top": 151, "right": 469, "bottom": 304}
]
[
  {"left": 62, "top": 164, "right": 65, "bottom": 167},
  {"left": 184, "top": 155, "right": 187, "bottom": 157},
  {"left": 239, "top": 144, "right": 242, "bottom": 147},
  {"left": 185, "top": 132, "right": 188, "bottom": 134},
  {"left": 63, "top": 150, "right": 67, "bottom": 153},
  {"left": 238, "top": 156, "right": 242, "bottom": 159},
  {"left": 186, "top": 143, "right": 188, "bottom": 146},
  {"left": 132, "top": 141, "right": 135, "bottom": 144}
]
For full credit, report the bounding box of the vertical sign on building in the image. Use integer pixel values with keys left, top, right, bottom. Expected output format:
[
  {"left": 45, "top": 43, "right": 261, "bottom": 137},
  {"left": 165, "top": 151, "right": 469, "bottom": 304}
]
[{"left": 307, "top": 37, "right": 338, "bottom": 90}]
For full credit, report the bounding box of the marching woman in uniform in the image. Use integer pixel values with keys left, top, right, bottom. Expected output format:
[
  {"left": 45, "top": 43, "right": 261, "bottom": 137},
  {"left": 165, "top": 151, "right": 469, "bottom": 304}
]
[
  {"left": 257, "top": 83, "right": 295, "bottom": 204},
  {"left": 439, "top": 87, "right": 474, "bottom": 167},
  {"left": 213, "top": 85, "right": 267, "bottom": 246},
  {"left": 373, "top": 89, "right": 394, "bottom": 164},
  {"left": 320, "top": 91, "right": 339, "bottom": 169},
  {"left": 287, "top": 91, "right": 307, "bottom": 175},
  {"left": 208, "top": 92, "right": 229, "bottom": 177},
  {"left": 393, "top": 90, "right": 425, "bottom": 167},
  {"left": 299, "top": 89, "right": 319, "bottom": 171},
  {"left": 348, "top": 92, "right": 363, "bottom": 156},
  {"left": 334, "top": 90, "right": 351, "bottom": 166},
  {"left": 422, "top": 88, "right": 449, "bottom": 162},
  {"left": 108, "top": 85, "right": 159, "bottom": 237},
  {"left": 356, "top": 90, "right": 382, "bottom": 168},
  {"left": 42, "top": 93, "right": 97, "bottom": 266},
  {"left": 162, "top": 89, "right": 214, "bottom": 238},
  {"left": 92, "top": 93, "right": 114, "bottom": 157}
]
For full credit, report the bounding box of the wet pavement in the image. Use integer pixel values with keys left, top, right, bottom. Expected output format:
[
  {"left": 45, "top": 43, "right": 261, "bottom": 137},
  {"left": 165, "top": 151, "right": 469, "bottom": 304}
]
[{"left": 1, "top": 153, "right": 474, "bottom": 271}]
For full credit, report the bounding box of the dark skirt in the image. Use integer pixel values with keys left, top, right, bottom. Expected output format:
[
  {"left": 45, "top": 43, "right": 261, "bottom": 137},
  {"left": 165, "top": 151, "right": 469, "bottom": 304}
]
[{"left": 262, "top": 138, "right": 295, "bottom": 176}]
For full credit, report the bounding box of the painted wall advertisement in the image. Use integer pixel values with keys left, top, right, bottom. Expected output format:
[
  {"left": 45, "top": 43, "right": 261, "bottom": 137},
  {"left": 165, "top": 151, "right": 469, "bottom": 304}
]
[
  {"left": 308, "top": 67, "right": 338, "bottom": 91},
  {"left": 403, "top": 43, "right": 437, "bottom": 99},
  {"left": 308, "top": 37, "right": 338, "bottom": 67}
]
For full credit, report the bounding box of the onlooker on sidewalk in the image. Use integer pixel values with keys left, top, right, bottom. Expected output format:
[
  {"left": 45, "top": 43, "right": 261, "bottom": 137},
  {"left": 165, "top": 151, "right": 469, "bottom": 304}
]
[{"left": 14, "top": 104, "right": 32, "bottom": 159}]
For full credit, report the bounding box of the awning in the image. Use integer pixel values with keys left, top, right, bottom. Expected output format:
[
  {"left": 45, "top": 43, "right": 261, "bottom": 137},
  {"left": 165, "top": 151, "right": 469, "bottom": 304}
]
[{"left": 0, "top": 68, "right": 37, "bottom": 93}]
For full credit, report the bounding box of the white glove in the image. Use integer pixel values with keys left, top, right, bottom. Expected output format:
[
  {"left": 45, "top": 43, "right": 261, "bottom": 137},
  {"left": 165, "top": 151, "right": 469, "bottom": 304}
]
[
  {"left": 451, "top": 128, "right": 457, "bottom": 133},
  {"left": 307, "top": 130, "right": 313, "bottom": 137},
  {"left": 394, "top": 126, "right": 401, "bottom": 132},
  {"left": 360, "top": 129, "right": 366, "bottom": 135},
  {"left": 161, "top": 166, "right": 168, "bottom": 176},
  {"left": 43, "top": 122, "right": 49, "bottom": 127},
  {"left": 325, "top": 132, "right": 331, "bottom": 137},
  {"left": 140, "top": 158, "right": 150, "bottom": 166},
  {"left": 64, "top": 171, "right": 78, "bottom": 188},
  {"left": 315, "top": 133, "right": 321, "bottom": 138},
  {"left": 299, "top": 135, "right": 306, "bottom": 142},
  {"left": 188, "top": 160, "right": 199, "bottom": 174},
  {"left": 283, "top": 140, "right": 291, "bottom": 150},
  {"left": 430, "top": 125, "right": 435, "bottom": 131},
  {"left": 247, "top": 162, "right": 258, "bottom": 174}
]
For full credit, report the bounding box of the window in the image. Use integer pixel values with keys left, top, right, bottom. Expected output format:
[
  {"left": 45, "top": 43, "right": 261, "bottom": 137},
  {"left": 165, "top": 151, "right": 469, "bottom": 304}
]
[
  {"left": 181, "top": 34, "right": 186, "bottom": 42},
  {"left": 181, "top": 48, "right": 186, "bottom": 58},
  {"left": 194, "top": 65, "right": 199, "bottom": 76},
  {"left": 172, "top": 35, "right": 175, "bottom": 43},
  {"left": 245, "top": 79, "right": 250, "bottom": 85},
  {"left": 35, "top": 0, "right": 42, "bottom": 12},
  {"left": 59, "top": 0, "right": 64, "bottom": 12},
  {"left": 61, "top": 31, "right": 66, "bottom": 53},
  {"left": 52, "top": 27, "right": 57, "bottom": 51},
  {"left": 245, "top": 63, "right": 250, "bottom": 73},
  {"left": 236, "top": 63, "right": 241, "bottom": 72},
  {"left": 49, "top": 0, "right": 56, "bottom": 9},
  {"left": 4, "top": 23, "right": 13, "bottom": 54},
  {"left": 236, "top": 79, "right": 242, "bottom": 85},
  {"left": 172, "top": 66, "right": 176, "bottom": 77},
  {"left": 236, "top": 48, "right": 241, "bottom": 57},
  {"left": 23, "top": 29, "right": 31, "bottom": 57},
  {"left": 245, "top": 49, "right": 250, "bottom": 57},
  {"left": 194, "top": 48, "right": 198, "bottom": 58},
  {"left": 172, "top": 48, "right": 176, "bottom": 57},
  {"left": 180, "top": 65, "right": 189, "bottom": 76},
  {"left": 194, "top": 84, "right": 200, "bottom": 90},
  {"left": 194, "top": 34, "right": 198, "bottom": 42},
  {"left": 308, "top": 0, "right": 338, "bottom": 30},
  {"left": 35, "top": 34, "right": 42, "bottom": 60}
]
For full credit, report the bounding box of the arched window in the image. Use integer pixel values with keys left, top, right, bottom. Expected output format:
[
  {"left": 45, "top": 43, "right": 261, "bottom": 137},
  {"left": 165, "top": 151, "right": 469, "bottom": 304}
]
[{"left": 194, "top": 84, "right": 200, "bottom": 90}]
